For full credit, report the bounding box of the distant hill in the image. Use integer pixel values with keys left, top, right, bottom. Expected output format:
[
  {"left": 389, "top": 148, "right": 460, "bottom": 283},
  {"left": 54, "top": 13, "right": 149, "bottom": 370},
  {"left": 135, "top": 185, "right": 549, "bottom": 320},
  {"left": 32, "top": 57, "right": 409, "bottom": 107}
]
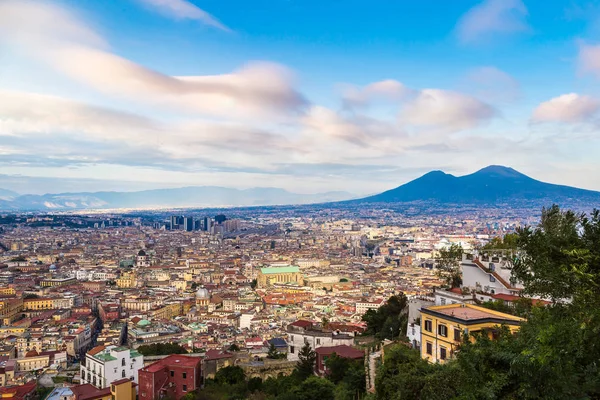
[
  {"left": 356, "top": 165, "right": 600, "bottom": 206},
  {"left": 0, "top": 186, "right": 354, "bottom": 211},
  {"left": 0, "top": 188, "right": 19, "bottom": 201}
]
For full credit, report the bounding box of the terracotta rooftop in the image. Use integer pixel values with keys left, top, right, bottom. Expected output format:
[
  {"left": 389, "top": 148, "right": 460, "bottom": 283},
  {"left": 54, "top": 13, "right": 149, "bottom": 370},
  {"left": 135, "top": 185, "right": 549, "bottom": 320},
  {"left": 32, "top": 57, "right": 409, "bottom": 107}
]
[{"left": 422, "top": 304, "right": 524, "bottom": 322}]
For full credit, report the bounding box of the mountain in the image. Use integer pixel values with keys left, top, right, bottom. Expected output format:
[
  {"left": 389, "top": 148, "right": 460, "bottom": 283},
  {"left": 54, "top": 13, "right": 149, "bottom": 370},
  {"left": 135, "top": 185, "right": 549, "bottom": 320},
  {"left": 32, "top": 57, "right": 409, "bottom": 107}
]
[
  {"left": 0, "top": 188, "right": 19, "bottom": 201},
  {"left": 357, "top": 165, "right": 600, "bottom": 206},
  {"left": 0, "top": 186, "right": 353, "bottom": 211}
]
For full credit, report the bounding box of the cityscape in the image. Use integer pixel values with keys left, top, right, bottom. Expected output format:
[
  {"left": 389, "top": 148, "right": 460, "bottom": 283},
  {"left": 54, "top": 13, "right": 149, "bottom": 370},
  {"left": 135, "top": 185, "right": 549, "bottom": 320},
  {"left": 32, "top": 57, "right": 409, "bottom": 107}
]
[{"left": 1, "top": 0, "right": 600, "bottom": 399}]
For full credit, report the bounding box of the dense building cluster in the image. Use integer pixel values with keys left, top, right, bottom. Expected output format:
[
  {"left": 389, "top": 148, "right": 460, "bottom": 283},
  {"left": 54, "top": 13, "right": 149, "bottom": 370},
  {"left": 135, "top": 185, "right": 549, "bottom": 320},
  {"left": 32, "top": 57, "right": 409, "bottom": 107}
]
[{"left": 0, "top": 208, "right": 525, "bottom": 398}]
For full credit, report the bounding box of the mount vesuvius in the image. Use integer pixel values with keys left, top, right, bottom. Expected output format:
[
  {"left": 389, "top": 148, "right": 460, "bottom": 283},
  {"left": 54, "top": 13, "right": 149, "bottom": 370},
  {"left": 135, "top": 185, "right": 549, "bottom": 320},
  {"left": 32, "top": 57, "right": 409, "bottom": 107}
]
[{"left": 356, "top": 165, "right": 600, "bottom": 206}]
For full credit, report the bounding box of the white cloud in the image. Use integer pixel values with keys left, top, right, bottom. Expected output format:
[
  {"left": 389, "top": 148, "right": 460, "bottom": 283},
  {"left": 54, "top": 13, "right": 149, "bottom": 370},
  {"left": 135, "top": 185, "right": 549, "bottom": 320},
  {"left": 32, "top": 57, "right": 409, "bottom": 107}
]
[
  {"left": 400, "top": 89, "right": 495, "bottom": 130},
  {"left": 136, "top": 0, "right": 230, "bottom": 31},
  {"left": 532, "top": 93, "right": 600, "bottom": 123},
  {"left": 462, "top": 66, "right": 520, "bottom": 103},
  {"left": 0, "top": 0, "right": 304, "bottom": 120},
  {"left": 341, "top": 79, "right": 412, "bottom": 108},
  {"left": 456, "top": 0, "right": 529, "bottom": 43}
]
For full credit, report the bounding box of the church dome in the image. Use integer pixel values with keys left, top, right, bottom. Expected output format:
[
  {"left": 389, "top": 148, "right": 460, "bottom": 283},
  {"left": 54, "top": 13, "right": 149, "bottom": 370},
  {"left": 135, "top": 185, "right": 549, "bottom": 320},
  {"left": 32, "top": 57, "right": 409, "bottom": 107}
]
[
  {"left": 196, "top": 287, "right": 210, "bottom": 299},
  {"left": 138, "top": 250, "right": 147, "bottom": 256}
]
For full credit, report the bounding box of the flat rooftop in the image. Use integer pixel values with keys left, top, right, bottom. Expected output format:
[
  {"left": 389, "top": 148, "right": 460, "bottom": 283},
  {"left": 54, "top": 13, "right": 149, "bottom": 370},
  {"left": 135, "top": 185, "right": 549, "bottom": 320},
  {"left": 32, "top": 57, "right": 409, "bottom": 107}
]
[{"left": 421, "top": 304, "right": 524, "bottom": 324}]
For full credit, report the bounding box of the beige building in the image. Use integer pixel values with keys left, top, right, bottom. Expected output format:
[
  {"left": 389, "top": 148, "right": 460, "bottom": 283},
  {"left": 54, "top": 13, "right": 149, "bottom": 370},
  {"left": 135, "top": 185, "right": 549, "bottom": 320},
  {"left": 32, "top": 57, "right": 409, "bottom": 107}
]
[
  {"left": 116, "top": 272, "right": 137, "bottom": 289},
  {"left": 257, "top": 266, "right": 303, "bottom": 288}
]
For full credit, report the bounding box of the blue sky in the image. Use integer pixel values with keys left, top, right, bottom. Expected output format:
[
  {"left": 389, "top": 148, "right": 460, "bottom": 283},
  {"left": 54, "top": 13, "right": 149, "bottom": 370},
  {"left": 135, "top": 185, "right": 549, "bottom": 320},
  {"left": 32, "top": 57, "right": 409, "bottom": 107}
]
[{"left": 1, "top": 0, "right": 600, "bottom": 195}]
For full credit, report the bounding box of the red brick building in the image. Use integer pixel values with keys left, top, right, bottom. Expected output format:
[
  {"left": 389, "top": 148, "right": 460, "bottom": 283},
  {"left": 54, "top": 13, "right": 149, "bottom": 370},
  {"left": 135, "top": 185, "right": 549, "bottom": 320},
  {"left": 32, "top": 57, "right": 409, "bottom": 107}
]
[
  {"left": 98, "top": 303, "right": 120, "bottom": 323},
  {"left": 315, "top": 345, "right": 364, "bottom": 376},
  {"left": 138, "top": 355, "right": 202, "bottom": 400}
]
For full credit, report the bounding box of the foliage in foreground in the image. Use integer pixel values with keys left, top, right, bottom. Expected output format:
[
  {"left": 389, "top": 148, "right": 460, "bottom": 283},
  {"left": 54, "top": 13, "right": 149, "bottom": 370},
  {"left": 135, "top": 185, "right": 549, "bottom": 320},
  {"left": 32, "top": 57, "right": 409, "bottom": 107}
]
[
  {"left": 376, "top": 206, "right": 600, "bottom": 400},
  {"left": 182, "top": 344, "right": 366, "bottom": 400}
]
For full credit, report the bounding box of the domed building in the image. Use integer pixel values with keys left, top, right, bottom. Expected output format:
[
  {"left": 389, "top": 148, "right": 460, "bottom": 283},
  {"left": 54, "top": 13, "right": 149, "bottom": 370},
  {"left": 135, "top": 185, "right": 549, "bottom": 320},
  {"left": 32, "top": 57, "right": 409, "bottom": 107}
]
[
  {"left": 195, "top": 287, "right": 210, "bottom": 309},
  {"left": 136, "top": 249, "right": 149, "bottom": 267}
]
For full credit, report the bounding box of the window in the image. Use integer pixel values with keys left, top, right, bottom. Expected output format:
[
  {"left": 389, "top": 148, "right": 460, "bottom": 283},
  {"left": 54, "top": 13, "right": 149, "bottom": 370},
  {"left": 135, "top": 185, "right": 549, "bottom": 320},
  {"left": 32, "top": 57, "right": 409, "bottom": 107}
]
[
  {"left": 121, "top": 358, "right": 125, "bottom": 366},
  {"left": 183, "top": 385, "right": 187, "bottom": 392},
  {"left": 290, "top": 335, "right": 293, "bottom": 341},
  {"left": 290, "top": 346, "right": 295, "bottom": 354},
  {"left": 490, "top": 275, "right": 496, "bottom": 282},
  {"left": 454, "top": 328, "right": 461, "bottom": 342},
  {"left": 424, "top": 320, "right": 432, "bottom": 332},
  {"left": 170, "top": 370, "right": 174, "bottom": 377},
  {"left": 182, "top": 372, "right": 187, "bottom": 379},
  {"left": 316, "top": 338, "right": 320, "bottom": 345},
  {"left": 426, "top": 342, "right": 432, "bottom": 355},
  {"left": 122, "top": 370, "right": 126, "bottom": 378},
  {"left": 438, "top": 324, "right": 448, "bottom": 337},
  {"left": 440, "top": 346, "right": 447, "bottom": 360},
  {"left": 440, "top": 298, "right": 446, "bottom": 305}
]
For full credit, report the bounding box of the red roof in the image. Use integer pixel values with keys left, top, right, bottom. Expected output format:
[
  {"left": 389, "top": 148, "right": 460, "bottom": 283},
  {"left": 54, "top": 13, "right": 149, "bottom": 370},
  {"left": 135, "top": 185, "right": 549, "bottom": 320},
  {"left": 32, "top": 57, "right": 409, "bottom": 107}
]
[
  {"left": 142, "top": 354, "right": 201, "bottom": 372},
  {"left": 289, "top": 320, "right": 313, "bottom": 328},
  {"left": 71, "top": 384, "right": 111, "bottom": 400},
  {"left": 491, "top": 293, "right": 549, "bottom": 306},
  {"left": 87, "top": 345, "right": 105, "bottom": 356},
  {"left": 204, "top": 350, "right": 233, "bottom": 361},
  {"left": 0, "top": 380, "right": 36, "bottom": 400},
  {"left": 315, "top": 345, "right": 364, "bottom": 359}
]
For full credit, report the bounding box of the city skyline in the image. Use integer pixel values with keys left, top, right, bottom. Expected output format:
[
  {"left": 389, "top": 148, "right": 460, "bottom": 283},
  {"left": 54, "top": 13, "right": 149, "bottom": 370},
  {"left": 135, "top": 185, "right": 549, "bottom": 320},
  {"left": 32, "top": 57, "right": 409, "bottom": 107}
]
[{"left": 2, "top": 0, "right": 600, "bottom": 194}]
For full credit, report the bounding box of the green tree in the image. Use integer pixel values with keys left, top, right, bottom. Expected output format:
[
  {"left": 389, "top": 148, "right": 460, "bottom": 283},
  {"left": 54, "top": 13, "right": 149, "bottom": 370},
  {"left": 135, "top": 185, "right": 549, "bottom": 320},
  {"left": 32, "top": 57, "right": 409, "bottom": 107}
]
[
  {"left": 137, "top": 342, "right": 187, "bottom": 356},
  {"left": 295, "top": 343, "right": 316, "bottom": 380},
  {"left": 292, "top": 376, "right": 335, "bottom": 400},
  {"left": 214, "top": 366, "right": 245, "bottom": 386},
  {"left": 361, "top": 294, "right": 408, "bottom": 339},
  {"left": 435, "top": 243, "right": 463, "bottom": 288},
  {"left": 267, "top": 342, "right": 284, "bottom": 359},
  {"left": 325, "top": 354, "right": 365, "bottom": 398},
  {"left": 228, "top": 343, "right": 240, "bottom": 352},
  {"left": 247, "top": 377, "right": 263, "bottom": 393}
]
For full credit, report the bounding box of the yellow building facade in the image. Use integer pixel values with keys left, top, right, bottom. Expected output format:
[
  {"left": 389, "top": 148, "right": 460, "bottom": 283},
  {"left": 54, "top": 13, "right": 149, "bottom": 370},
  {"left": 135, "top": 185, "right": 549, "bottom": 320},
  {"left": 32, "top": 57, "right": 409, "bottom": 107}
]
[
  {"left": 116, "top": 272, "right": 137, "bottom": 289},
  {"left": 420, "top": 303, "right": 524, "bottom": 363},
  {"left": 23, "top": 298, "right": 54, "bottom": 311}
]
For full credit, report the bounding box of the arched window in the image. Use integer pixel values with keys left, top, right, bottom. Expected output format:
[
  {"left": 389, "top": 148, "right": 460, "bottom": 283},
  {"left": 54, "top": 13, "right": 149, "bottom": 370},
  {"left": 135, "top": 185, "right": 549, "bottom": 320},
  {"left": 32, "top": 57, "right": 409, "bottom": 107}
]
[
  {"left": 122, "top": 358, "right": 125, "bottom": 366},
  {"left": 122, "top": 369, "right": 126, "bottom": 378}
]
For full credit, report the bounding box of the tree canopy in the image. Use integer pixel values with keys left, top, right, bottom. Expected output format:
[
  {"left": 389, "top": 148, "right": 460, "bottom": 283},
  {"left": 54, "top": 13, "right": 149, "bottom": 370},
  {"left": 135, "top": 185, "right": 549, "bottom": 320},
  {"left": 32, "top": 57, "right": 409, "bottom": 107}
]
[
  {"left": 435, "top": 244, "right": 463, "bottom": 288},
  {"left": 137, "top": 342, "right": 187, "bottom": 356},
  {"left": 361, "top": 294, "right": 408, "bottom": 340}
]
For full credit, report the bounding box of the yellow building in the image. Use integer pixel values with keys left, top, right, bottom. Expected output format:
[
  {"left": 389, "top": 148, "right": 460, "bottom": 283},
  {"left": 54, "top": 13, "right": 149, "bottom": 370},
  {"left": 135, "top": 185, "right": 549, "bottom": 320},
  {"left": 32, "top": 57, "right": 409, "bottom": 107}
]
[
  {"left": 0, "top": 288, "right": 16, "bottom": 296},
  {"left": 150, "top": 302, "right": 183, "bottom": 320},
  {"left": 15, "top": 353, "right": 50, "bottom": 371},
  {"left": 0, "top": 298, "right": 23, "bottom": 325},
  {"left": 40, "top": 277, "right": 76, "bottom": 287},
  {"left": 116, "top": 272, "right": 137, "bottom": 289},
  {"left": 110, "top": 378, "right": 137, "bottom": 400},
  {"left": 420, "top": 303, "right": 524, "bottom": 363},
  {"left": 23, "top": 297, "right": 54, "bottom": 311},
  {"left": 257, "top": 266, "right": 303, "bottom": 288}
]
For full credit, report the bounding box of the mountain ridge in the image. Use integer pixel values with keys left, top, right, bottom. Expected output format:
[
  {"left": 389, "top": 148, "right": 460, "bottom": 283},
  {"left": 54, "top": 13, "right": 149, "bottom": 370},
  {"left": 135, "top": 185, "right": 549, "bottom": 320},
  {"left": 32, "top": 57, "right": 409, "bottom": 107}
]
[
  {"left": 0, "top": 186, "right": 354, "bottom": 211},
  {"left": 356, "top": 165, "right": 600, "bottom": 205}
]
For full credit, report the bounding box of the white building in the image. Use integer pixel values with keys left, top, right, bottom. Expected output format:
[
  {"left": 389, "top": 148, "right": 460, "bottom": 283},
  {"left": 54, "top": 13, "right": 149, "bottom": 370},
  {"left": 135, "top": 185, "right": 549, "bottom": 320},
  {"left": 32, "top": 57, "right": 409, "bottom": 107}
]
[
  {"left": 355, "top": 299, "right": 384, "bottom": 315},
  {"left": 461, "top": 253, "right": 522, "bottom": 296},
  {"left": 80, "top": 345, "right": 144, "bottom": 388},
  {"left": 286, "top": 320, "right": 354, "bottom": 361},
  {"left": 433, "top": 288, "right": 475, "bottom": 306}
]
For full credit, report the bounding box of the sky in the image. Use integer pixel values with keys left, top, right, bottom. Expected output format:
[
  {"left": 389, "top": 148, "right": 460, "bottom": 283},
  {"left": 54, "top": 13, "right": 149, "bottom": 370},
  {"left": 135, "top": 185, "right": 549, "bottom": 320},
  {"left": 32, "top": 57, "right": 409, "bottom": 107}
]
[{"left": 1, "top": 0, "right": 600, "bottom": 195}]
